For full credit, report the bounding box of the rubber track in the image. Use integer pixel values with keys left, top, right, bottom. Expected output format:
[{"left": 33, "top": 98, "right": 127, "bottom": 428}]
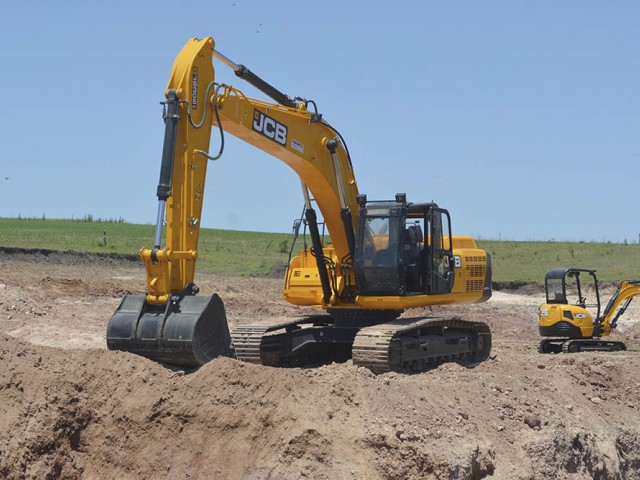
[
  {"left": 232, "top": 316, "right": 491, "bottom": 374},
  {"left": 561, "top": 339, "right": 626, "bottom": 353},
  {"left": 352, "top": 317, "right": 491, "bottom": 374},
  {"left": 231, "top": 318, "right": 322, "bottom": 364},
  {"left": 538, "top": 339, "right": 564, "bottom": 354},
  {"left": 537, "top": 340, "right": 548, "bottom": 354}
]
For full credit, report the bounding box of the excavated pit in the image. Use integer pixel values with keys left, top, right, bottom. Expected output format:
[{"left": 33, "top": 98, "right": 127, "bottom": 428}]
[{"left": 1, "top": 252, "right": 640, "bottom": 479}]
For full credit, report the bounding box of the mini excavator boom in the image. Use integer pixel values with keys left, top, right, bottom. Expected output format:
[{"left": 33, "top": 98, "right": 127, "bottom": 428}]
[{"left": 107, "top": 37, "right": 493, "bottom": 373}]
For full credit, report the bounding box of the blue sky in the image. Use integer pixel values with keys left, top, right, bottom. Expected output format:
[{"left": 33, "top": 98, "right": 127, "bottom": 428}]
[{"left": 0, "top": 1, "right": 638, "bottom": 242}]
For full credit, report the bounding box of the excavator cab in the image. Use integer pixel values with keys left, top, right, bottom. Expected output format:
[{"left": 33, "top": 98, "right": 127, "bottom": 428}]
[{"left": 354, "top": 194, "right": 454, "bottom": 296}]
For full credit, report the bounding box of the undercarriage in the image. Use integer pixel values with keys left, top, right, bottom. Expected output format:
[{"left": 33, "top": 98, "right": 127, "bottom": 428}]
[
  {"left": 538, "top": 338, "right": 626, "bottom": 354},
  {"left": 231, "top": 311, "right": 491, "bottom": 374}
]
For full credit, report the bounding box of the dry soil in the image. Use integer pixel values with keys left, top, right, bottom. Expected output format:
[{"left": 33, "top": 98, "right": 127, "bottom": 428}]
[{"left": 1, "top": 251, "right": 639, "bottom": 479}]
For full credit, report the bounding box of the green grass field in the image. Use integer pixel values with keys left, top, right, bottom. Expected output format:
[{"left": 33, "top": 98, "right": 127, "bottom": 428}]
[
  {"left": 1, "top": 218, "right": 639, "bottom": 283},
  {"left": 480, "top": 239, "right": 640, "bottom": 284},
  {"left": 0, "top": 218, "right": 293, "bottom": 277}
]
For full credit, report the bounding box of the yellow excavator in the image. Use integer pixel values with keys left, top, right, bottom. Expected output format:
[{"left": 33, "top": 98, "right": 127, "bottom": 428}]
[
  {"left": 538, "top": 268, "right": 640, "bottom": 353},
  {"left": 106, "top": 37, "right": 492, "bottom": 373}
]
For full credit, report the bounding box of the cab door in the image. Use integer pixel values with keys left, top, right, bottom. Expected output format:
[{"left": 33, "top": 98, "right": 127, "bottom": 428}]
[{"left": 428, "top": 208, "right": 454, "bottom": 294}]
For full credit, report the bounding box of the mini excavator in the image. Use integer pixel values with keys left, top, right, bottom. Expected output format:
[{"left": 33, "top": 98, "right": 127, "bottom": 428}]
[
  {"left": 538, "top": 268, "right": 640, "bottom": 353},
  {"left": 107, "top": 37, "right": 492, "bottom": 373}
]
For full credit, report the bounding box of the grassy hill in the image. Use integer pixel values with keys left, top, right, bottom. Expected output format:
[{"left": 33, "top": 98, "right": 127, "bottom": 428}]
[{"left": 1, "top": 218, "right": 638, "bottom": 283}]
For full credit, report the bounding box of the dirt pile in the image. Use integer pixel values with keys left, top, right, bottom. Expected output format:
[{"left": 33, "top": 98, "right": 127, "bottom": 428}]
[{"left": 1, "top": 254, "right": 640, "bottom": 479}]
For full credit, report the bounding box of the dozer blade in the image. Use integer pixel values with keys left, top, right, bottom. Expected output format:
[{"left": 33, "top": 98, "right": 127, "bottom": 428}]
[{"left": 106, "top": 293, "right": 234, "bottom": 367}]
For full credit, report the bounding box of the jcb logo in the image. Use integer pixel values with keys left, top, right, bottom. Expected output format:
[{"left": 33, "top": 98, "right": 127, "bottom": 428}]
[{"left": 253, "top": 110, "right": 287, "bottom": 146}]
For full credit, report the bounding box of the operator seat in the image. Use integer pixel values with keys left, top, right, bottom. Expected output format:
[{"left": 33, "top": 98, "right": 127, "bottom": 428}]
[{"left": 404, "top": 225, "right": 423, "bottom": 291}]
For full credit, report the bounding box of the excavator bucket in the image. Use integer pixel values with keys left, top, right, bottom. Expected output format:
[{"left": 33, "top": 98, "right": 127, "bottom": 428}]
[{"left": 106, "top": 293, "right": 234, "bottom": 367}]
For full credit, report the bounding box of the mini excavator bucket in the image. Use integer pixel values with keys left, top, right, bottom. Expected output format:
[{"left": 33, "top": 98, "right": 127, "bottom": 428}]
[{"left": 106, "top": 293, "right": 234, "bottom": 367}]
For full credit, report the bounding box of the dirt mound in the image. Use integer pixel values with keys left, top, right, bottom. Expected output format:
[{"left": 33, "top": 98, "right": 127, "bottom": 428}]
[
  {"left": 0, "top": 336, "right": 492, "bottom": 479},
  {"left": 1, "top": 255, "right": 640, "bottom": 479},
  {"left": 2, "top": 336, "right": 639, "bottom": 479}
]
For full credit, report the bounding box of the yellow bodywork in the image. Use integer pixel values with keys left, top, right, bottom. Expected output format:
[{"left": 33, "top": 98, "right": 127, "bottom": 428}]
[
  {"left": 599, "top": 281, "right": 640, "bottom": 335},
  {"left": 212, "top": 87, "right": 359, "bottom": 264},
  {"left": 285, "top": 236, "right": 489, "bottom": 309},
  {"left": 141, "top": 38, "right": 217, "bottom": 304},
  {"left": 142, "top": 37, "right": 489, "bottom": 312},
  {"left": 538, "top": 304, "right": 595, "bottom": 338}
]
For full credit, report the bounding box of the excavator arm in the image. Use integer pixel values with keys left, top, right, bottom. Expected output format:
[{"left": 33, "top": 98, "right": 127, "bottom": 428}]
[
  {"left": 598, "top": 280, "right": 640, "bottom": 335},
  {"left": 141, "top": 38, "right": 217, "bottom": 304},
  {"left": 106, "top": 38, "right": 234, "bottom": 366}
]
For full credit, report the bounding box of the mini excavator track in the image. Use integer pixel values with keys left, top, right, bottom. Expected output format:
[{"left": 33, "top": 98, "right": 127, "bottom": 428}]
[
  {"left": 538, "top": 338, "right": 626, "bottom": 354},
  {"left": 560, "top": 339, "right": 626, "bottom": 353}
]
